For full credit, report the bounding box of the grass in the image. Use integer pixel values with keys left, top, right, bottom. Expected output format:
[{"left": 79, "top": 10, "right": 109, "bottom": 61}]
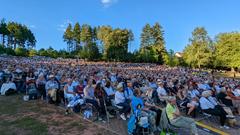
[
  {"left": 0, "top": 94, "right": 116, "bottom": 135},
  {"left": 13, "top": 117, "right": 48, "bottom": 135}
]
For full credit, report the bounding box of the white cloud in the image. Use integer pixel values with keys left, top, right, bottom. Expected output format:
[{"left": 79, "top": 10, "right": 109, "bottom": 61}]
[
  {"left": 100, "top": 0, "right": 118, "bottom": 7},
  {"left": 57, "top": 20, "right": 72, "bottom": 31}
]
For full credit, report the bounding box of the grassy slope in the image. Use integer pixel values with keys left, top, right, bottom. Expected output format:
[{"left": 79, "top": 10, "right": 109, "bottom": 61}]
[{"left": 0, "top": 95, "right": 116, "bottom": 135}]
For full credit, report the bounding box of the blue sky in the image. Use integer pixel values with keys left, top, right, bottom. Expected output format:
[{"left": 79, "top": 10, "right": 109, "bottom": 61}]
[{"left": 1, "top": 0, "right": 240, "bottom": 52}]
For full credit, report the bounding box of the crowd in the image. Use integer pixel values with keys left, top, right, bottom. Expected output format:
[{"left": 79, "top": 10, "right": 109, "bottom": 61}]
[{"left": 1, "top": 56, "right": 240, "bottom": 135}]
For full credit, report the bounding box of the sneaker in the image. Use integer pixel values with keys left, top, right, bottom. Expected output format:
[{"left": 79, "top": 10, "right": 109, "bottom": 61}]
[
  {"left": 107, "top": 112, "right": 115, "bottom": 118},
  {"left": 102, "top": 120, "right": 106, "bottom": 123},
  {"left": 65, "top": 110, "right": 69, "bottom": 115},
  {"left": 223, "top": 125, "right": 230, "bottom": 129},
  {"left": 98, "top": 117, "right": 103, "bottom": 121},
  {"left": 220, "top": 125, "right": 230, "bottom": 129},
  {"left": 108, "top": 114, "right": 115, "bottom": 118},
  {"left": 120, "top": 114, "right": 126, "bottom": 120},
  {"left": 226, "top": 115, "right": 235, "bottom": 119}
]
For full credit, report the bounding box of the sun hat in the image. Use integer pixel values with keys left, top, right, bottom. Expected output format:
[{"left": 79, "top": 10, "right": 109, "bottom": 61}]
[{"left": 202, "top": 91, "right": 211, "bottom": 97}]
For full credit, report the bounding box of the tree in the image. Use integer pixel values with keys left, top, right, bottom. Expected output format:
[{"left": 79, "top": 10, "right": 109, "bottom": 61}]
[
  {"left": 28, "top": 49, "right": 38, "bottom": 57},
  {"left": 92, "top": 26, "right": 98, "bottom": 42},
  {"left": 6, "top": 21, "right": 36, "bottom": 49},
  {"left": 164, "top": 49, "right": 180, "bottom": 67},
  {"left": 15, "top": 47, "right": 28, "bottom": 56},
  {"left": 151, "top": 22, "right": 166, "bottom": 64},
  {"left": 80, "top": 24, "right": 92, "bottom": 45},
  {"left": 97, "top": 26, "right": 112, "bottom": 56},
  {"left": 0, "top": 19, "right": 10, "bottom": 47},
  {"left": 139, "top": 23, "right": 166, "bottom": 64},
  {"left": 63, "top": 24, "right": 74, "bottom": 52},
  {"left": 46, "top": 46, "right": 58, "bottom": 58},
  {"left": 183, "top": 27, "right": 212, "bottom": 68},
  {"left": 58, "top": 49, "right": 70, "bottom": 58},
  {"left": 106, "top": 29, "right": 130, "bottom": 61},
  {"left": 38, "top": 48, "right": 48, "bottom": 56},
  {"left": 140, "top": 24, "right": 153, "bottom": 49},
  {"left": 73, "top": 23, "right": 81, "bottom": 50},
  {"left": 79, "top": 42, "right": 100, "bottom": 60},
  {"left": 215, "top": 32, "right": 240, "bottom": 69}
]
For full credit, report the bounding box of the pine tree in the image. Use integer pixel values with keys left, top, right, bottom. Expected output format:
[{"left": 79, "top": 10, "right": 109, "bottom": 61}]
[
  {"left": 0, "top": 19, "right": 10, "bottom": 47},
  {"left": 63, "top": 24, "right": 74, "bottom": 52},
  {"left": 140, "top": 24, "right": 152, "bottom": 49},
  {"left": 151, "top": 22, "right": 166, "bottom": 64},
  {"left": 80, "top": 24, "right": 92, "bottom": 45},
  {"left": 73, "top": 23, "right": 81, "bottom": 50}
]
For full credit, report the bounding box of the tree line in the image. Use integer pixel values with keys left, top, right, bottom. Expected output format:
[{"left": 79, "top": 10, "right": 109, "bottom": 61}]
[
  {"left": 0, "top": 19, "right": 36, "bottom": 49},
  {"left": 183, "top": 27, "right": 240, "bottom": 70},
  {"left": 0, "top": 18, "right": 239, "bottom": 69}
]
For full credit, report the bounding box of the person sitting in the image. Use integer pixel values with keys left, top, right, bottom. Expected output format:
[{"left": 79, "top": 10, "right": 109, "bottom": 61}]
[
  {"left": 0, "top": 77, "right": 17, "bottom": 96},
  {"left": 156, "top": 80, "right": 168, "bottom": 101},
  {"left": 226, "top": 87, "right": 240, "bottom": 115},
  {"left": 36, "top": 73, "right": 46, "bottom": 100},
  {"left": 94, "top": 82, "right": 107, "bottom": 120},
  {"left": 104, "top": 80, "right": 115, "bottom": 100},
  {"left": 104, "top": 80, "right": 115, "bottom": 106},
  {"left": 144, "top": 87, "right": 162, "bottom": 132},
  {"left": 166, "top": 96, "right": 198, "bottom": 135},
  {"left": 75, "top": 80, "right": 84, "bottom": 97},
  {"left": 83, "top": 79, "right": 100, "bottom": 116},
  {"left": 217, "top": 87, "right": 233, "bottom": 107},
  {"left": 45, "top": 74, "right": 59, "bottom": 104},
  {"left": 115, "top": 82, "right": 131, "bottom": 120},
  {"left": 124, "top": 79, "right": 134, "bottom": 101},
  {"left": 13, "top": 68, "right": 24, "bottom": 93},
  {"left": 64, "top": 78, "right": 77, "bottom": 114},
  {"left": 64, "top": 78, "right": 76, "bottom": 102},
  {"left": 199, "top": 91, "right": 230, "bottom": 129},
  {"left": 186, "top": 87, "right": 200, "bottom": 117}
]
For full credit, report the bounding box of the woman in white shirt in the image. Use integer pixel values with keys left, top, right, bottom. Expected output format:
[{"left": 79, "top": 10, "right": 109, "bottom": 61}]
[
  {"left": 115, "top": 82, "right": 131, "bottom": 120},
  {"left": 64, "top": 78, "right": 76, "bottom": 101},
  {"left": 104, "top": 80, "right": 115, "bottom": 99}
]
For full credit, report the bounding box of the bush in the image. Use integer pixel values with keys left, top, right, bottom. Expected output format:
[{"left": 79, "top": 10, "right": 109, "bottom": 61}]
[
  {"left": 5, "top": 47, "right": 15, "bottom": 55},
  {"left": 15, "top": 47, "right": 29, "bottom": 56}
]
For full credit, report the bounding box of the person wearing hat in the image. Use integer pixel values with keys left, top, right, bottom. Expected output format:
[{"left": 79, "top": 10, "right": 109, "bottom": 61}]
[
  {"left": 199, "top": 90, "right": 230, "bottom": 129},
  {"left": 156, "top": 80, "right": 168, "bottom": 101},
  {"left": 124, "top": 79, "right": 134, "bottom": 101},
  {"left": 45, "top": 74, "right": 59, "bottom": 104},
  {"left": 166, "top": 96, "right": 198, "bottom": 135},
  {"left": 114, "top": 82, "right": 131, "bottom": 120}
]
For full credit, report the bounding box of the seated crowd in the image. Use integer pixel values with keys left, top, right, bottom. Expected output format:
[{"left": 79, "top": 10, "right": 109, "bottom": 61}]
[{"left": 1, "top": 56, "right": 240, "bottom": 135}]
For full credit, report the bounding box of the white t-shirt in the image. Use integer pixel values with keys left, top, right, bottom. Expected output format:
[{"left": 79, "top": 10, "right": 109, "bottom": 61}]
[{"left": 115, "top": 91, "right": 125, "bottom": 104}]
